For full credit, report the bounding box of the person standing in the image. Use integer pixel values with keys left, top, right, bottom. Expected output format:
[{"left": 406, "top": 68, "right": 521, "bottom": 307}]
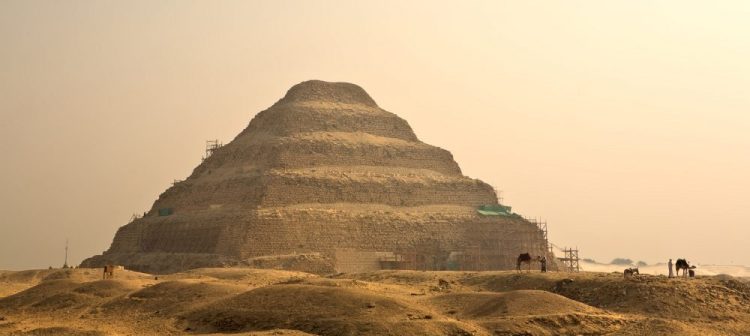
[
  {"left": 668, "top": 258, "right": 674, "bottom": 278},
  {"left": 540, "top": 256, "right": 547, "bottom": 273}
]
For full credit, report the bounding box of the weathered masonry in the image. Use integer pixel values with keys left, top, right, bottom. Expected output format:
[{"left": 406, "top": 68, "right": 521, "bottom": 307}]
[{"left": 82, "top": 80, "right": 551, "bottom": 274}]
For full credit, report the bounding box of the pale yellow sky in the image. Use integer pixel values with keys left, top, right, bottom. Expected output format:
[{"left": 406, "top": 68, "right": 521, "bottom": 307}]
[{"left": 1, "top": 1, "right": 748, "bottom": 270}]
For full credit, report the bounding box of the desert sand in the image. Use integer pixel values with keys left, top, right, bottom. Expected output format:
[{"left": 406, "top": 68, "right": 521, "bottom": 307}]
[
  {"left": 579, "top": 260, "right": 750, "bottom": 278},
  {"left": 1, "top": 267, "right": 748, "bottom": 335}
]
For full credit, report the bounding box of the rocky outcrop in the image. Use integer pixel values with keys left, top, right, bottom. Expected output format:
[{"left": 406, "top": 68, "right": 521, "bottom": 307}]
[{"left": 82, "top": 80, "right": 549, "bottom": 274}]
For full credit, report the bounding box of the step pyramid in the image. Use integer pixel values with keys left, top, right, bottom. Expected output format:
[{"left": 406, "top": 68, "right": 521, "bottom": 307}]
[{"left": 82, "top": 80, "right": 549, "bottom": 273}]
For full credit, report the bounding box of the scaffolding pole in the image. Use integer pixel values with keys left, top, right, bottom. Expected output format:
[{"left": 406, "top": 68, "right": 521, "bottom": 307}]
[
  {"left": 203, "top": 139, "right": 223, "bottom": 160},
  {"left": 559, "top": 247, "right": 580, "bottom": 272}
]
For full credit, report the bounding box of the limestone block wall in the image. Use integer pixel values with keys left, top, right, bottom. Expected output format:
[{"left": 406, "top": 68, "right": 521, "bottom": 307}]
[
  {"left": 151, "top": 170, "right": 493, "bottom": 212},
  {"left": 237, "top": 207, "right": 548, "bottom": 270},
  {"left": 272, "top": 139, "right": 462, "bottom": 176},
  {"left": 194, "top": 137, "right": 462, "bottom": 177},
  {"left": 260, "top": 175, "right": 496, "bottom": 207},
  {"left": 241, "top": 104, "right": 419, "bottom": 141},
  {"left": 334, "top": 249, "right": 395, "bottom": 274},
  {"left": 105, "top": 212, "right": 251, "bottom": 255},
  {"left": 107, "top": 221, "right": 146, "bottom": 254},
  {"left": 149, "top": 176, "right": 264, "bottom": 213},
  {"left": 101, "top": 203, "right": 549, "bottom": 272},
  {"left": 138, "top": 220, "right": 223, "bottom": 254}
]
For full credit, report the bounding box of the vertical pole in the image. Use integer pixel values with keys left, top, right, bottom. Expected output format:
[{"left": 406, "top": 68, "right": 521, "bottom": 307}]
[{"left": 64, "top": 239, "right": 69, "bottom": 268}]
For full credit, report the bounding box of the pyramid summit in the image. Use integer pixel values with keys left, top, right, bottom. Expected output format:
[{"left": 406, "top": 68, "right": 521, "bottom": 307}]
[
  {"left": 82, "top": 80, "right": 550, "bottom": 273},
  {"left": 277, "top": 80, "right": 379, "bottom": 107}
]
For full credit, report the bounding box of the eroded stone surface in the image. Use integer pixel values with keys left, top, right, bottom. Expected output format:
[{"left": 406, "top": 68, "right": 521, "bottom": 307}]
[{"left": 82, "top": 80, "right": 549, "bottom": 274}]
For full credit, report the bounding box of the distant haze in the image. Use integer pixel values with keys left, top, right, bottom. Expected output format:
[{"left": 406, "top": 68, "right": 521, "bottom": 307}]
[{"left": 1, "top": 1, "right": 748, "bottom": 269}]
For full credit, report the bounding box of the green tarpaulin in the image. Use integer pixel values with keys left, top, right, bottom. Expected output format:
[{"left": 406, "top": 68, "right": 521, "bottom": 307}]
[{"left": 477, "top": 204, "right": 512, "bottom": 216}]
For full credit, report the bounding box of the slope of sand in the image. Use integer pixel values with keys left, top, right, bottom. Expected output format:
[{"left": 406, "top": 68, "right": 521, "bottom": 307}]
[{"left": 1, "top": 268, "right": 749, "bottom": 335}]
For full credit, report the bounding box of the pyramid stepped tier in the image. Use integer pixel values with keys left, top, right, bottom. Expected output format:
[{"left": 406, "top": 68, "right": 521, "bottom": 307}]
[
  {"left": 244, "top": 204, "right": 546, "bottom": 263},
  {"left": 260, "top": 167, "right": 495, "bottom": 207},
  {"left": 82, "top": 80, "right": 551, "bottom": 274},
  {"left": 150, "top": 166, "right": 493, "bottom": 212},
  {"left": 194, "top": 132, "right": 462, "bottom": 176},
  {"left": 236, "top": 102, "right": 419, "bottom": 141}
]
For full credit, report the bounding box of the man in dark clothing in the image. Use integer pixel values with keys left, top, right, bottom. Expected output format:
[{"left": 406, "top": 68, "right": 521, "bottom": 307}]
[{"left": 540, "top": 256, "right": 547, "bottom": 273}]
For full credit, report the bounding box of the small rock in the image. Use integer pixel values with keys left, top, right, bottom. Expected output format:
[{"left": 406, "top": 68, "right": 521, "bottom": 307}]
[{"left": 367, "top": 302, "right": 376, "bottom": 308}]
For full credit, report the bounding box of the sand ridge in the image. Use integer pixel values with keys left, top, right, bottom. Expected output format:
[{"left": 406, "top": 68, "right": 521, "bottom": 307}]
[{"left": 1, "top": 267, "right": 749, "bottom": 335}]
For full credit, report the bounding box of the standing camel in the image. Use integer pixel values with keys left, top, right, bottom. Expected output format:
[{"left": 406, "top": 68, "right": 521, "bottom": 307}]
[
  {"left": 102, "top": 265, "right": 115, "bottom": 279},
  {"left": 516, "top": 253, "right": 539, "bottom": 272},
  {"left": 675, "top": 259, "right": 693, "bottom": 277}
]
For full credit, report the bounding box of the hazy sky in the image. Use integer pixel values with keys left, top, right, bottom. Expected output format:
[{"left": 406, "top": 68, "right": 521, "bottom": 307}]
[{"left": 1, "top": 1, "right": 748, "bottom": 270}]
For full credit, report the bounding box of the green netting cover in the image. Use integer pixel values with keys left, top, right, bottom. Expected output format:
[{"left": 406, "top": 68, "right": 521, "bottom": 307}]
[{"left": 477, "top": 204, "right": 512, "bottom": 216}]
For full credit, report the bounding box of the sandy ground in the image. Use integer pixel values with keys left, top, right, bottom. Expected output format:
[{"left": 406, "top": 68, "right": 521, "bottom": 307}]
[
  {"left": 1, "top": 267, "right": 748, "bottom": 335},
  {"left": 579, "top": 260, "right": 750, "bottom": 278}
]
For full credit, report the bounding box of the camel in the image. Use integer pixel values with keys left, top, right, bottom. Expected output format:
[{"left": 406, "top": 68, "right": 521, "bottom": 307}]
[
  {"left": 516, "top": 253, "right": 540, "bottom": 272},
  {"left": 675, "top": 259, "right": 695, "bottom": 278},
  {"left": 623, "top": 267, "right": 639, "bottom": 278},
  {"left": 103, "top": 265, "right": 115, "bottom": 279}
]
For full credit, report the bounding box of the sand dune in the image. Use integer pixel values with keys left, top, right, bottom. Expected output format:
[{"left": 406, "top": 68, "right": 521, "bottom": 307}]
[{"left": 1, "top": 268, "right": 749, "bottom": 335}]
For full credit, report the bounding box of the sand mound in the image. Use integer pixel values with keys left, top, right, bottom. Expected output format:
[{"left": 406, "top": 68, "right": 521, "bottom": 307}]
[
  {"left": 0, "top": 271, "right": 48, "bottom": 298},
  {"left": 606, "top": 318, "right": 702, "bottom": 336},
  {"left": 427, "top": 290, "right": 628, "bottom": 335},
  {"left": 0, "top": 268, "right": 153, "bottom": 301},
  {"left": 129, "top": 280, "right": 244, "bottom": 300},
  {"left": 0, "top": 280, "right": 83, "bottom": 311},
  {"left": 479, "top": 313, "right": 628, "bottom": 336},
  {"left": 428, "top": 290, "right": 601, "bottom": 319},
  {"left": 0, "top": 269, "right": 116, "bottom": 298},
  {"left": 202, "top": 331, "right": 317, "bottom": 336},
  {"left": 0, "top": 279, "right": 142, "bottom": 314},
  {"left": 72, "top": 280, "right": 141, "bottom": 298},
  {"left": 182, "top": 284, "right": 474, "bottom": 336},
  {"left": 165, "top": 267, "right": 317, "bottom": 286},
  {"left": 343, "top": 270, "right": 448, "bottom": 285},
  {"left": 101, "top": 280, "right": 246, "bottom": 316},
  {"left": 7, "top": 327, "right": 107, "bottom": 336},
  {"left": 18, "top": 292, "right": 93, "bottom": 313},
  {"left": 40, "top": 269, "right": 99, "bottom": 282},
  {"left": 2, "top": 269, "right": 749, "bottom": 335},
  {"left": 0, "top": 270, "right": 51, "bottom": 284}
]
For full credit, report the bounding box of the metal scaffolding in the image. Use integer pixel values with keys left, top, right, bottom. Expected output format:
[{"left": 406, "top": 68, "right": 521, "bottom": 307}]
[
  {"left": 559, "top": 247, "right": 580, "bottom": 272},
  {"left": 203, "top": 139, "right": 223, "bottom": 160}
]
